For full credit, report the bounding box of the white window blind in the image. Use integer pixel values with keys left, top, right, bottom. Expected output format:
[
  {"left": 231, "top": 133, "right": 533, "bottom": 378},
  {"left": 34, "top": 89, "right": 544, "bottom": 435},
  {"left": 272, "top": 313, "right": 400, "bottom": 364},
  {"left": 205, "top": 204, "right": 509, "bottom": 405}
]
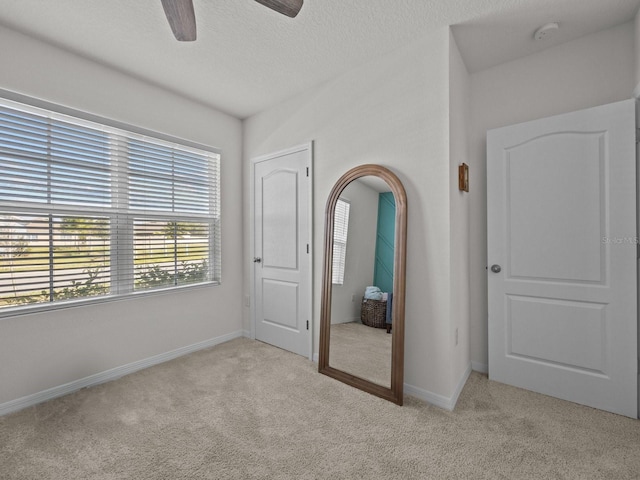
[
  {"left": 332, "top": 198, "right": 350, "bottom": 285},
  {"left": 0, "top": 98, "right": 220, "bottom": 313}
]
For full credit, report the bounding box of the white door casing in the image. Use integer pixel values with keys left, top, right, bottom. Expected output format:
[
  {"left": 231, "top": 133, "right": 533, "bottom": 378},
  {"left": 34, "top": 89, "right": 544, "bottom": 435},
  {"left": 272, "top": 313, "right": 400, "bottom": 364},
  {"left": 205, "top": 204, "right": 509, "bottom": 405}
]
[
  {"left": 487, "top": 99, "right": 637, "bottom": 418},
  {"left": 252, "top": 144, "right": 312, "bottom": 358}
]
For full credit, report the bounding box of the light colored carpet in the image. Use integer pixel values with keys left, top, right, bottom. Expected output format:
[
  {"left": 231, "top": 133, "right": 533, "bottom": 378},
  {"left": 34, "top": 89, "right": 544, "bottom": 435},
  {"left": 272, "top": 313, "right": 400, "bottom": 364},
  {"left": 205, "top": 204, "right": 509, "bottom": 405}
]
[
  {"left": 1, "top": 337, "right": 639, "bottom": 479},
  {"left": 330, "top": 321, "right": 391, "bottom": 387}
]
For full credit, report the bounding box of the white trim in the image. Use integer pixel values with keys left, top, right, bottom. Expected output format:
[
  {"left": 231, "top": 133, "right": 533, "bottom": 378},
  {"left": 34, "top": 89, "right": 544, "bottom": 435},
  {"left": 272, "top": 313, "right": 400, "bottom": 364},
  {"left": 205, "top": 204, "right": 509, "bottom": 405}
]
[
  {"left": 242, "top": 329, "right": 252, "bottom": 339},
  {"left": 249, "top": 156, "right": 256, "bottom": 342},
  {"left": 633, "top": 83, "right": 640, "bottom": 99},
  {"left": 451, "top": 363, "right": 472, "bottom": 407},
  {"left": 0, "top": 281, "right": 219, "bottom": 320},
  {"left": 313, "top": 352, "right": 319, "bottom": 363},
  {"left": 250, "top": 142, "right": 314, "bottom": 360},
  {"left": 404, "top": 383, "right": 454, "bottom": 411},
  {"left": 472, "top": 361, "right": 488, "bottom": 374},
  {"left": 404, "top": 363, "right": 472, "bottom": 411},
  {"left": 0, "top": 330, "right": 243, "bottom": 417},
  {"left": 307, "top": 143, "right": 314, "bottom": 361},
  {"left": 250, "top": 143, "right": 312, "bottom": 164}
]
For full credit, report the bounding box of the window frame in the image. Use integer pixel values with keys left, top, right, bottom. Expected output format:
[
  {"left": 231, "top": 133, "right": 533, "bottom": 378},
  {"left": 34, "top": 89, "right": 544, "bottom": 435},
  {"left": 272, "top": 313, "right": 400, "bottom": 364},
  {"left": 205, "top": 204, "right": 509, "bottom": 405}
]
[{"left": 0, "top": 89, "right": 222, "bottom": 318}]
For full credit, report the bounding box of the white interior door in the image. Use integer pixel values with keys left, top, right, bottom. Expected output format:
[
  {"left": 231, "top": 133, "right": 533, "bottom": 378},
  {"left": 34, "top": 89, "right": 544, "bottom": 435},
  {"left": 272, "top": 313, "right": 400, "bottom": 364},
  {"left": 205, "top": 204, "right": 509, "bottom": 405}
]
[
  {"left": 253, "top": 145, "right": 311, "bottom": 358},
  {"left": 487, "top": 99, "right": 637, "bottom": 418}
]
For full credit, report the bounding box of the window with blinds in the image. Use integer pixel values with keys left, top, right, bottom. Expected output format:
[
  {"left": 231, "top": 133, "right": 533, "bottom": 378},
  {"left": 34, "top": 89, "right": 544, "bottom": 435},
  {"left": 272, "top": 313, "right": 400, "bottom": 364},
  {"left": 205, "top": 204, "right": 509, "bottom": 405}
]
[
  {"left": 332, "top": 198, "right": 350, "bottom": 285},
  {"left": 0, "top": 97, "right": 220, "bottom": 313}
]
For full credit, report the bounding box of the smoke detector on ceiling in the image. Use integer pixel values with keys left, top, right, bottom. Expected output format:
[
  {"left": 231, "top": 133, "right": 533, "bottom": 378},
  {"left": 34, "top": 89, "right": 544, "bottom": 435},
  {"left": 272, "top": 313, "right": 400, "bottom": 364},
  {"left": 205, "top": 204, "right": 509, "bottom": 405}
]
[{"left": 534, "top": 22, "right": 559, "bottom": 41}]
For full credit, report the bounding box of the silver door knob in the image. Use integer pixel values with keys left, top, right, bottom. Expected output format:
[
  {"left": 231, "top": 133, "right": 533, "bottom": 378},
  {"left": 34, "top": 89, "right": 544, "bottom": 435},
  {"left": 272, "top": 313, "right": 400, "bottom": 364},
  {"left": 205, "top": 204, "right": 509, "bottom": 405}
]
[
  {"left": 490, "top": 264, "right": 501, "bottom": 273},
  {"left": 253, "top": 257, "right": 262, "bottom": 263}
]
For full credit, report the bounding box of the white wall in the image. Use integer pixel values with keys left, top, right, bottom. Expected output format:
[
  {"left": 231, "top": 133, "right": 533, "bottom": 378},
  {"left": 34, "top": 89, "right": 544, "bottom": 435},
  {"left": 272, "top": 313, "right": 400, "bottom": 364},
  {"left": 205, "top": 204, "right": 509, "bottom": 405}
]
[
  {"left": 468, "top": 21, "right": 636, "bottom": 370},
  {"left": 331, "top": 180, "right": 379, "bottom": 324},
  {"left": 635, "top": 9, "right": 640, "bottom": 90},
  {"left": 244, "top": 29, "right": 456, "bottom": 399},
  {"left": 0, "top": 26, "right": 244, "bottom": 405},
  {"left": 4, "top": 14, "right": 630, "bottom": 411},
  {"left": 448, "top": 32, "right": 471, "bottom": 388}
]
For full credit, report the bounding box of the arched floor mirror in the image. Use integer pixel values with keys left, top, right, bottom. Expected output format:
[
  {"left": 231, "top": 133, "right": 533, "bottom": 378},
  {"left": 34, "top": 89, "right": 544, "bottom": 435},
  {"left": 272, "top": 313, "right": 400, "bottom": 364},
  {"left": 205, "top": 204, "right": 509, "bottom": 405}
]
[{"left": 318, "top": 164, "right": 407, "bottom": 405}]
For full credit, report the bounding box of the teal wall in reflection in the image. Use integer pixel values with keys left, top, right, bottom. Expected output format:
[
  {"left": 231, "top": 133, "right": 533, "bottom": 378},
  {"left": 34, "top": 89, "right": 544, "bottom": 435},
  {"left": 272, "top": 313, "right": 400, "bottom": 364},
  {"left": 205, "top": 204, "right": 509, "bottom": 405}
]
[{"left": 373, "top": 192, "right": 395, "bottom": 293}]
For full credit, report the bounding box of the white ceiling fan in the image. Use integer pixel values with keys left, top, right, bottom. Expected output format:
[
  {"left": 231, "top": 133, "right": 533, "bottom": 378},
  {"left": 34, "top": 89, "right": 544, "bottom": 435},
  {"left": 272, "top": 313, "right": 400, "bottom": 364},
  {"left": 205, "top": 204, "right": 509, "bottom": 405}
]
[{"left": 160, "top": 0, "right": 304, "bottom": 41}]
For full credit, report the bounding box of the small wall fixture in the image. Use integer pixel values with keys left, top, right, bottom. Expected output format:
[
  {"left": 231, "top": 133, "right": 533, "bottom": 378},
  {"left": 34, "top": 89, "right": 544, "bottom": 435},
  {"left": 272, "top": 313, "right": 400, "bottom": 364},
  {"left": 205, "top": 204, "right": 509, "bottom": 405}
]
[
  {"left": 534, "top": 22, "right": 559, "bottom": 41},
  {"left": 458, "top": 163, "right": 469, "bottom": 192}
]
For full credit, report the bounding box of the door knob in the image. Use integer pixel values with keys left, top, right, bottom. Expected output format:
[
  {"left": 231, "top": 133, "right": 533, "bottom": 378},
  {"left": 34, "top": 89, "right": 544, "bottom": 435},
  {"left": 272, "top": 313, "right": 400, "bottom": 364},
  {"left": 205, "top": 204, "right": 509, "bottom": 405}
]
[
  {"left": 490, "top": 264, "right": 501, "bottom": 273},
  {"left": 253, "top": 257, "right": 262, "bottom": 263}
]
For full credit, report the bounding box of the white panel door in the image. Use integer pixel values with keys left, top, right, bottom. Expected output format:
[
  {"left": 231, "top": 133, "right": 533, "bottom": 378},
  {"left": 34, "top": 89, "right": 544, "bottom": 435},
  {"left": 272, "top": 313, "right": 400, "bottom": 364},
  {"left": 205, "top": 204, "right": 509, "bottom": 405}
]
[
  {"left": 487, "top": 99, "right": 637, "bottom": 418},
  {"left": 253, "top": 146, "right": 311, "bottom": 357}
]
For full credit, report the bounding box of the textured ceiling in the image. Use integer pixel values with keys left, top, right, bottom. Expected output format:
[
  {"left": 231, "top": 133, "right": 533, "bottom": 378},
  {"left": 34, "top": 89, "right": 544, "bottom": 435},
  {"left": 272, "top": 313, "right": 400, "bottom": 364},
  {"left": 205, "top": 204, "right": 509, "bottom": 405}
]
[{"left": 0, "top": 0, "right": 638, "bottom": 119}]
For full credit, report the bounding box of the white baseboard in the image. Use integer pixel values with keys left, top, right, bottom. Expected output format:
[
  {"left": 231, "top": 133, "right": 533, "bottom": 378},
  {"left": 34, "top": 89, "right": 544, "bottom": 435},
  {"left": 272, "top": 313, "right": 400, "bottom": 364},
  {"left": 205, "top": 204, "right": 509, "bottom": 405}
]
[
  {"left": 451, "top": 363, "right": 472, "bottom": 407},
  {"left": 314, "top": 353, "right": 473, "bottom": 411},
  {"left": 242, "top": 329, "right": 252, "bottom": 339},
  {"left": 472, "top": 361, "right": 488, "bottom": 374},
  {"left": 0, "top": 330, "right": 243, "bottom": 417},
  {"left": 404, "top": 363, "right": 472, "bottom": 411}
]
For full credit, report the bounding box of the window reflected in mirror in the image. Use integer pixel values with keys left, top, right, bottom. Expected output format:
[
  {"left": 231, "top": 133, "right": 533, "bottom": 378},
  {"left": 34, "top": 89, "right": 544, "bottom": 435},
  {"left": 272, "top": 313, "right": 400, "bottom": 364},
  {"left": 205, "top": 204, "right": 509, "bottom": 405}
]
[{"left": 331, "top": 198, "right": 350, "bottom": 285}]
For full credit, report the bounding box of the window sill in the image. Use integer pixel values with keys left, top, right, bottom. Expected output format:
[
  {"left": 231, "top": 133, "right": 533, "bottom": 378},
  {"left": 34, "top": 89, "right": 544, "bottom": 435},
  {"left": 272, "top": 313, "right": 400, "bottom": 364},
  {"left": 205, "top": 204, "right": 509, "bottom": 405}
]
[{"left": 0, "top": 281, "right": 220, "bottom": 319}]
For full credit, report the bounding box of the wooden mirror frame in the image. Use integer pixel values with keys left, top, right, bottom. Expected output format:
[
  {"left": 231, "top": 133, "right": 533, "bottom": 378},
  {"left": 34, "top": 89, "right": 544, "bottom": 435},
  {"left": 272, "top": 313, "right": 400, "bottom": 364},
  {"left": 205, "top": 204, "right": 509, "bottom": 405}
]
[{"left": 318, "top": 164, "right": 407, "bottom": 405}]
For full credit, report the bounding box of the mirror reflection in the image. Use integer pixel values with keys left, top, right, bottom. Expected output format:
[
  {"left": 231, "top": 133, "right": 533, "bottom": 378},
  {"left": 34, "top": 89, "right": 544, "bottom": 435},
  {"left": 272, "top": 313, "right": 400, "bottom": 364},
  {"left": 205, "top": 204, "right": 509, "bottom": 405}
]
[{"left": 328, "top": 176, "right": 395, "bottom": 388}]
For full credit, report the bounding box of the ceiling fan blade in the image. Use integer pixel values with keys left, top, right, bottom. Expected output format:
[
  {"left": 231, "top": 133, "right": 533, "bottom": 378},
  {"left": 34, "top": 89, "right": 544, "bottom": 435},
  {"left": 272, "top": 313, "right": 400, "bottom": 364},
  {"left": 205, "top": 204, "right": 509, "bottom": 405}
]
[
  {"left": 254, "top": 0, "right": 303, "bottom": 18},
  {"left": 161, "top": 0, "right": 197, "bottom": 41}
]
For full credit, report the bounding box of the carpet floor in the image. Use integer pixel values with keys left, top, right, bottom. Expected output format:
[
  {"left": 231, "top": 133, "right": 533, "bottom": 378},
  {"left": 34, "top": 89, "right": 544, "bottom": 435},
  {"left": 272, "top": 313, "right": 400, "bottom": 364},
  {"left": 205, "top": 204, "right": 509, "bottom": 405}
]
[{"left": 1, "top": 337, "right": 639, "bottom": 479}]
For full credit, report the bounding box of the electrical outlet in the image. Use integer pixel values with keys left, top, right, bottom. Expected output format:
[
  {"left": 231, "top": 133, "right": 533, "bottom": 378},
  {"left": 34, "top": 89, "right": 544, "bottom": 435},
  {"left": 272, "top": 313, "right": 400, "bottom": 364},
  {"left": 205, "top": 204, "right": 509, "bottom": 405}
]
[
  {"left": 351, "top": 294, "right": 356, "bottom": 302},
  {"left": 244, "top": 294, "right": 250, "bottom": 307},
  {"left": 455, "top": 328, "right": 459, "bottom": 346}
]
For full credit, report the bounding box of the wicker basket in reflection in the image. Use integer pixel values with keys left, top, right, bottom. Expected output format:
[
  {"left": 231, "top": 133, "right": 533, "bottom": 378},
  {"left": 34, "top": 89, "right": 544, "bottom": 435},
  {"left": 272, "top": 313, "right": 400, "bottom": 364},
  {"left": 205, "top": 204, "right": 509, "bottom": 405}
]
[{"left": 360, "top": 298, "right": 387, "bottom": 328}]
